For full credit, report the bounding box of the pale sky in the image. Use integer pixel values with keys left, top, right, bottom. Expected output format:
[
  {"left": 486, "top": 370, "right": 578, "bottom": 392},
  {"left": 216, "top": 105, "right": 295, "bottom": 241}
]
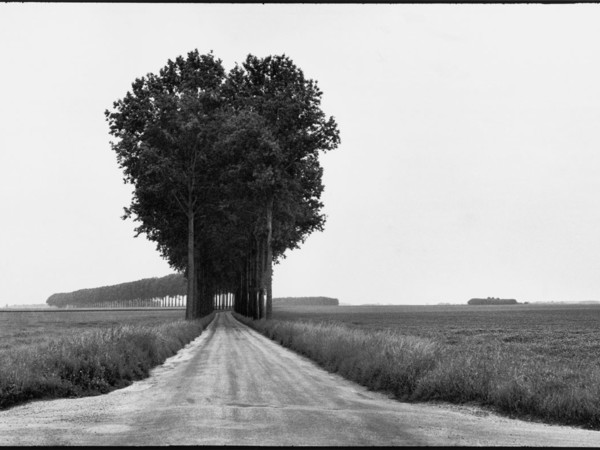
[{"left": 1, "top": 4, "right": 600, "bottom": 306}]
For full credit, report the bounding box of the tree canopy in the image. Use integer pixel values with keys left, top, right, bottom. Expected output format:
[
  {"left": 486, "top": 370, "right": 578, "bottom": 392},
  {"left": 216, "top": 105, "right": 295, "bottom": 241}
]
[{"left": 105, "top": 50, "right": 340, "bottom": 319}]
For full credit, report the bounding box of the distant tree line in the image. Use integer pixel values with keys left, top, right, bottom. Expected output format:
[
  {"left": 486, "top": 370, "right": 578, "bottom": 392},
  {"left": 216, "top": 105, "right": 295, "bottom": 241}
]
[
  {"left": 46, "top": 274, "right": 186, "bottom": 308},
  {"left": 273, "top": 297, "right": 339, "bottom": 306},
  {"left": 468, "top": 298, "right": 518, "bottom": 305},
  {"left": 44, "top": 273, "right": 336, "bottom": 309},
  {"left": 105, "top": 50, "right": 339, "bottom": 320}
]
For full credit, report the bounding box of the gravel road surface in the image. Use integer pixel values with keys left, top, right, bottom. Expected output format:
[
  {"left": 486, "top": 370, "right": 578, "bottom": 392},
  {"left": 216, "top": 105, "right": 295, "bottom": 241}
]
[{"left": 0, "top": 311, "right": 598, "bottom": 446}]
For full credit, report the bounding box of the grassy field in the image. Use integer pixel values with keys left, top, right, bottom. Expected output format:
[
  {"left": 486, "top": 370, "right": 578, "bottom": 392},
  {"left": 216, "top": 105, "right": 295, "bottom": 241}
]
[
  {"left": 272, "top": 304, "right": 600, "bottom": 366},
  {"left": 0, "top": 309, "right": 186, "bottom": 351},
  {"left": 0, "top": 309, "right": 209, "bottom": 410},
  {"left": 238, "top": 303, "right": 600, "bottom": 430}
]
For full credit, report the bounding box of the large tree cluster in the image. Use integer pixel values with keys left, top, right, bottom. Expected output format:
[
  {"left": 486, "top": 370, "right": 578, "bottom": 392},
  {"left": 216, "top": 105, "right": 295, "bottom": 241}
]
[{"left": 105, "top": 50, "right": 340, "bottom": 319}]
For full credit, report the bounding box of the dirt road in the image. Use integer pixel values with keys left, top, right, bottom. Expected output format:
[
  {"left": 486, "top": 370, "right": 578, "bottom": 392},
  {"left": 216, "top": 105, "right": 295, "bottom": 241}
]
[{"left": 0, "top": 312, "right": 598, "bottom": 446}]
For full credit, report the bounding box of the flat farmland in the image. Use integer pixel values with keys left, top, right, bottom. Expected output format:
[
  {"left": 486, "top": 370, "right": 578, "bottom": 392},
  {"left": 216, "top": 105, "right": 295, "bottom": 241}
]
[
  {"left": 273, "top": 303, "right": 600, "bottom": 365},
  {"left": 0, "top": 309, "right": 186, "bottom": 351},
  {"left": 264, "top": 303, "right": 600, "bottom": 429}
]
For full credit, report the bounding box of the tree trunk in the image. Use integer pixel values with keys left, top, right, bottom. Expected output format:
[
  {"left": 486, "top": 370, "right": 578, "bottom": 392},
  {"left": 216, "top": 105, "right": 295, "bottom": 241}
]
[
  {"left": 240, "top": 269, "right": 247, "bottom": 315},
  {"left": 235, "top": 285, "right": 239, "bottom": 313},
  {"left": 248, "top": 255, "right": 254, "bottom": 319},
  {"left": 265, "top": 197, "right": 273, "bottom": 319},
  {"left": 196, "top": 271, "right": 202, "bottom": 318},
  {"left": 248, "top": 252, "right": 257, "bottom": 319},
  {"left": 245, "top": 258, "right": 251, "bottom": 317},
  {"left": 256, "top": 237, "right": 264, "bottom": 319},
  {"left": 185, "top": 206, "right": 195, "bottom": 320}
]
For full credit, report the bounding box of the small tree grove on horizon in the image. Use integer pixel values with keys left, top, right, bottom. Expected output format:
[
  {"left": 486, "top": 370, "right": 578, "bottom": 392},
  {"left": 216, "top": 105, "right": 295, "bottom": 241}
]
[{"left": 104, "top": 50, "right": 340, "bottom": 320}]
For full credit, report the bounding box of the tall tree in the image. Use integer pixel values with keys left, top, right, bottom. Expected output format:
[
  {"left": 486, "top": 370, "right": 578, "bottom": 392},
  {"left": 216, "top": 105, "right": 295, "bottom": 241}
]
[
  {"left": 222, "top": 54, "right": 340, "bottom": 319},
  {"left": 105, "top": 50, "right": 225, "bottom": 319}
]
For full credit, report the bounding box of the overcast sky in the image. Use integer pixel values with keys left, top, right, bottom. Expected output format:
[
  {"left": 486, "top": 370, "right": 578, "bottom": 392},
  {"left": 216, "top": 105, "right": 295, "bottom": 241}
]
[{"left": 1, "top": 4, "right": 600, "bottom": 306}]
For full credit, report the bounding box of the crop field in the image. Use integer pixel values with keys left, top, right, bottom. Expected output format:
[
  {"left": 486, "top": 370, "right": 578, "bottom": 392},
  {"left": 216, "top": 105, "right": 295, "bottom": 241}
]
[
  {"left": 272, "top": 304, "right": 600, "bottom": 366},
  {"left": 0, "top": 309, "right": 186, "bottom": 351},
  {"left": 243, "top": 303, "right": 600, "bottom": 429}
]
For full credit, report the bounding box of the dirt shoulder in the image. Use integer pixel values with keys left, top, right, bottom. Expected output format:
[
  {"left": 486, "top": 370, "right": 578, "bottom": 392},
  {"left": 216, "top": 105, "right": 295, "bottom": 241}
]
[{"left": 0, "top": 312, "right": 598, "bottom": 446}]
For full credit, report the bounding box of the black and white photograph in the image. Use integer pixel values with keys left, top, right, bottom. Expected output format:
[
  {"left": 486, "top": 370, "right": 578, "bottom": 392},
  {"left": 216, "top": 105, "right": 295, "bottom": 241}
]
[{"left": 1, "top": 3, "right": 600, "bottom": 446}]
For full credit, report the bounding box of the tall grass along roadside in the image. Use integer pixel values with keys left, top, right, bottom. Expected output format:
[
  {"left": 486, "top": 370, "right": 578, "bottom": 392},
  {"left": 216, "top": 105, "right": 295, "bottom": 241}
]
[
  {"left": 0, "top": 313, "right": 214, "bottom": 410},
  {"left": 234, "top": 313, "right": 600, "bottom": 430}
]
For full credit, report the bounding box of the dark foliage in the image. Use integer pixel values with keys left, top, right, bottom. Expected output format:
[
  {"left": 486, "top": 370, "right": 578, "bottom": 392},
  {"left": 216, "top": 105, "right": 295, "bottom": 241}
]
[
  {"left": 105, "top": 50, "right": 339, "bottom": 320},
  {"left": 468, "top": 298, "right": 518, "bottom": 305},
  {"left": 46, "top": 274, "right": 186, "bottom": 308},
  {"left": 273, "top": 297, "right": 339, "bottom": 306}
]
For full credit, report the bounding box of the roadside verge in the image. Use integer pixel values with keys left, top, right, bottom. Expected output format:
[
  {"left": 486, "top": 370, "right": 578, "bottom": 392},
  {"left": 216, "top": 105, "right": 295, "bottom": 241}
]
[
  {"left": 233, "top": 313, "right": 600, "bottom": 431},
  {"left": 0, "top": 313, "right": 215, "bottom": 410}
]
